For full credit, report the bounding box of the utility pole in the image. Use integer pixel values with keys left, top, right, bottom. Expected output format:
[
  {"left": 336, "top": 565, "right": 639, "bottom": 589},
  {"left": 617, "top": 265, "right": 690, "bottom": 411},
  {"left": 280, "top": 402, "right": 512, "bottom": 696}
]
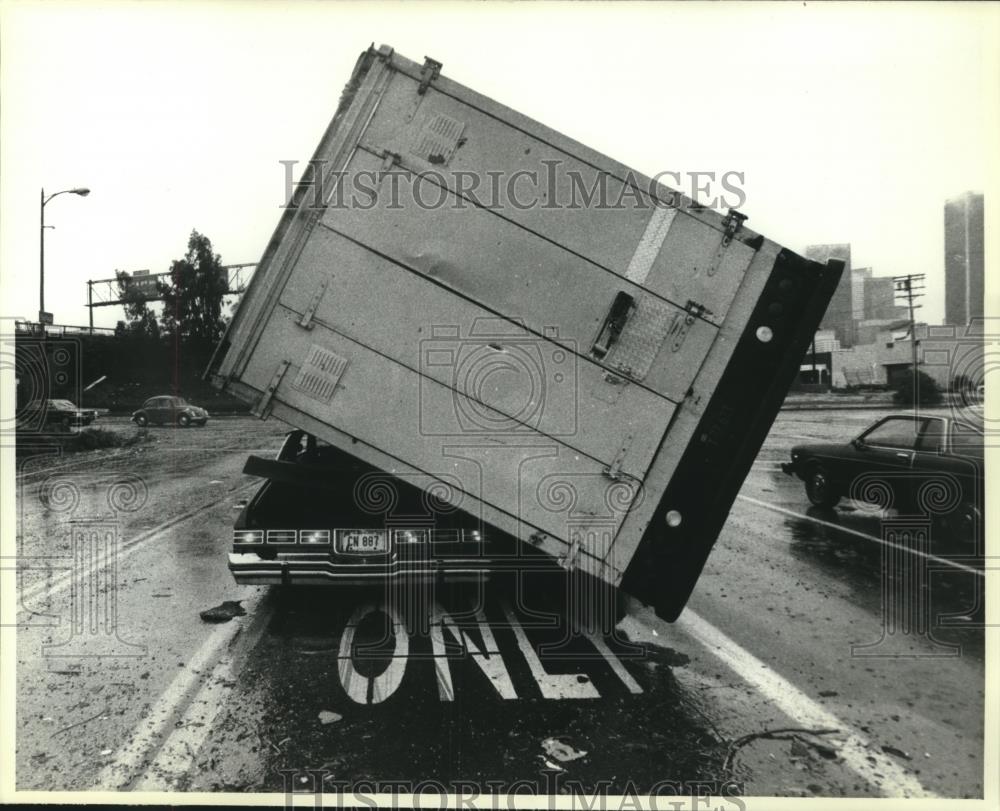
[{"left": 892, "top": 273, "right": 926, "bottom": 405}]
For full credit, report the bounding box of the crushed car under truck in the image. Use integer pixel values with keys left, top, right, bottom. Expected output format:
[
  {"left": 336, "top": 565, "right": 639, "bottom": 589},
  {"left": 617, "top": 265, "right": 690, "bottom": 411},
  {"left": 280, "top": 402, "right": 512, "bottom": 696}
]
[{"left": 207, "top": 44, "right": 843, "bottom": 620}]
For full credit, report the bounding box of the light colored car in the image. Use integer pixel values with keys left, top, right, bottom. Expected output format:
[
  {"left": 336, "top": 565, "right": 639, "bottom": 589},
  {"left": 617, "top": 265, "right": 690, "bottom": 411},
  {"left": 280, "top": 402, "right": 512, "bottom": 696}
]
[{"left": 131, "top": 395, "right": 208, "bottom": 427}]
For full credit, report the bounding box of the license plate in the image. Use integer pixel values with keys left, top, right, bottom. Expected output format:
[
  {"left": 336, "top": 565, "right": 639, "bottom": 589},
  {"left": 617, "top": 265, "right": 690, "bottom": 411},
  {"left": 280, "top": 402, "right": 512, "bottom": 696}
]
[{"left": 338, "top": 530, "right": 388, "bottom": 554}]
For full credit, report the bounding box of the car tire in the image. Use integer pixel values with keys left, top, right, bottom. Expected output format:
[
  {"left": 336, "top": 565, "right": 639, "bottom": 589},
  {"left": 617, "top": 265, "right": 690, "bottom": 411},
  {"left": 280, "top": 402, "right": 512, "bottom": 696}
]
[
  {"left": 806, "top": 466, "right": 840, "bottom": 508},
  {"left": 60, "top": 416, "right": 72, "bottom": 431},
  {"left": 134, "top": 414, "right": 148, "bottom": 427},
  {"left": 178, "top": 414, "right": 191, "bottom": 428}
]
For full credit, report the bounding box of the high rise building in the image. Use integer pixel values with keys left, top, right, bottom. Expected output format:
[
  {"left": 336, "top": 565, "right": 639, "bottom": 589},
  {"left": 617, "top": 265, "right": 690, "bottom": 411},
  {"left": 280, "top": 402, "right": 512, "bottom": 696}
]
[
  {"left": 805, "top": 243, "right": 853, "bottom": 346},
  {"left": 944, "top": 191, "right": 984, "bottom": 326},
  {"left": 852, "top": 268, "right": 871, "bottom": 321},
  {"left": 863, "top": 276, "right": 908, "bottom": 322}
]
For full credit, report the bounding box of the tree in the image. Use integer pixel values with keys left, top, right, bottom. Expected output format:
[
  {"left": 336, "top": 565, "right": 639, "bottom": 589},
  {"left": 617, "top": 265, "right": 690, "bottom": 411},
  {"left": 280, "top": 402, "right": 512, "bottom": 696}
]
[
  {"left": 892, "top": 368, "right": 943, "bottom": 406},
  {"left": 157, "top": 230, "right": 229, "bottom": 348},
  {"left": 115, "top": 270, "right": 160, "bottom": 339}
]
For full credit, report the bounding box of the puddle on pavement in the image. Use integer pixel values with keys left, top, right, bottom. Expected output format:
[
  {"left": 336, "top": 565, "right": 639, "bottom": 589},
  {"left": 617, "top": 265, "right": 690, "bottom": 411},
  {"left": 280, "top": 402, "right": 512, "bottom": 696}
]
[{"left": 784, "top": 511, "right": 984, "bottom": 658}]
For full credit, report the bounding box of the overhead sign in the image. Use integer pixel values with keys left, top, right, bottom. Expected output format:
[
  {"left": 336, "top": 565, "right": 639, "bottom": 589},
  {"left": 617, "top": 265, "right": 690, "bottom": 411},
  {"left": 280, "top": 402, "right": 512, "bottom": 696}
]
[
  {"left": 38, "top": 311, "right": 53, "bottom": 325},
  {"left": 123, "top": 267, "right": 230, "bottom": 299},
  {"left": 124, "top": 269, "right": 163, "bottom": 298}
]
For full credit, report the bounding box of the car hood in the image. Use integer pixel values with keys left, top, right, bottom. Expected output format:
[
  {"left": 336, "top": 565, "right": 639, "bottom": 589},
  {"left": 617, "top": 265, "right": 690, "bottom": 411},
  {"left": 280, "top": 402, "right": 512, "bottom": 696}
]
[{"left": 790, "top": 442, "right": 852, "bottom": 460}]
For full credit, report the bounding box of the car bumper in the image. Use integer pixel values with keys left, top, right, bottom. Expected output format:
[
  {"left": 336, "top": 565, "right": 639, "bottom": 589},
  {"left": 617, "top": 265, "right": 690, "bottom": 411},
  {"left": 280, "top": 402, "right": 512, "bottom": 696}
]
[
  {"left": 781, "top": 462, "right": 796, "bottom": 476},
  {"left": 228, "top": 551, "right": 496, "bottom": 586}
]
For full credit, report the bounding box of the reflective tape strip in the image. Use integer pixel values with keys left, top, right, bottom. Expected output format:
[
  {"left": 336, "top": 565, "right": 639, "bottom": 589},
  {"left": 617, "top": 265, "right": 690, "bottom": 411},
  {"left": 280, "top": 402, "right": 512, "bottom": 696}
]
[{"left": 624, "top": 206, "right": 677, "bottom": 285}]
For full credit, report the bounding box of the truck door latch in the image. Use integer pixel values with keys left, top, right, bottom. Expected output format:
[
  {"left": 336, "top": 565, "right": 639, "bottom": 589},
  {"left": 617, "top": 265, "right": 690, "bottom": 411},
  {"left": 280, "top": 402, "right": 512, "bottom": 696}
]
[
  {"left": 417, "top": 57, "right": 443, "bottom": 95},
  {"left": 684, "top": 299, "right": 711, "bottom": 319},
  {"left": 707, "top": 209, "right": 749, "bottom": 277},
  {"left": 720, "top": 209, "right": 748, "bottom": 248},
  {"left": 592, "top": 291, "right": 636, "bottom": 360},
  {"left": 252, "top": 360, "right": 290, "bottom": 419}
]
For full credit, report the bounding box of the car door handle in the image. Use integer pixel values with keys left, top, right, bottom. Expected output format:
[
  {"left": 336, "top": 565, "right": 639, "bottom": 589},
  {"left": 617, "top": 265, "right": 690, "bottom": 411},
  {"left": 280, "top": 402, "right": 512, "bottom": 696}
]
[{"left": 895, "top": 452, "right": 910, "bottom": 459}]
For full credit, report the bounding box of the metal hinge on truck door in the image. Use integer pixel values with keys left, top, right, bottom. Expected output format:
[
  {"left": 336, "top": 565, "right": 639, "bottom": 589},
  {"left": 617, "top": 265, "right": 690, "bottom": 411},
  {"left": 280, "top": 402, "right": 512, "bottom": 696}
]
[
  {"left": 559, "top": 535, "right": 582, "bottom": 571},
  {"left": 668, "top": 300, "right": 712, "bottom": 352},
  {"left": 380, "top": 150, "right": 400, "bottom": 172},
  {"left": 604, "top": 432, "right": 634, "bottom": 481},
  {"left": 252, "top": 360, "right": 290, "bottom": 418},
  {"left": 707, "top": 209, "right": 749, "bottom": 276},
  {"left": 298, "top": 278, "right": 330, "bottom": 330},
  {"left": 417, "top": 57, "right": 443, "bottom": 95}
]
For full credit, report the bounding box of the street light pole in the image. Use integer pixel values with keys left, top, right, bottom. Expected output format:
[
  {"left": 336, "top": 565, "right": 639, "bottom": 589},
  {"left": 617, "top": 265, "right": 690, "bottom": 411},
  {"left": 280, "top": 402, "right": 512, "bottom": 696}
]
[
  {"left": 40, "top": 188, "right": 45, "bottom": 325},
  {"left": 39, "top": 185, "right": 91, "bottom": 327}
]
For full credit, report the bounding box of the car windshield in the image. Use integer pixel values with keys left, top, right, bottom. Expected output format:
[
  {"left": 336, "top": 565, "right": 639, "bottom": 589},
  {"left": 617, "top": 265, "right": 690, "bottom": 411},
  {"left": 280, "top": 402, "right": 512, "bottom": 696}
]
[{"left": 51, "top": 400, "right": 77, "bottom": 409}]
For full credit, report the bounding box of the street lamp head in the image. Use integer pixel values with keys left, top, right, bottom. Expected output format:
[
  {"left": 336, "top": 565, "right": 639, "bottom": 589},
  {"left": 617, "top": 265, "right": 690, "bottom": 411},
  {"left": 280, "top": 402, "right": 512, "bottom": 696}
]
[{"left": 71, "top": 188, "right": 90, "bottom": 197}]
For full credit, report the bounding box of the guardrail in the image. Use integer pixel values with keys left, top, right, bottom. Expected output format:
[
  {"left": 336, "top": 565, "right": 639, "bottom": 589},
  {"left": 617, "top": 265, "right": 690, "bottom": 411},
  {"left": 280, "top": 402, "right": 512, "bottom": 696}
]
[{"left": 13, "top": 320, "right": 116, "bottom": 337}]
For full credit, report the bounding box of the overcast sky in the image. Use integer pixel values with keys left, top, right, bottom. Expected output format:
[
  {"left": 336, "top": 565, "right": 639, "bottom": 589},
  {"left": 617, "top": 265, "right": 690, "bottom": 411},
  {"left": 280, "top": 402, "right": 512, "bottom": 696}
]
[{"left": 1, "top": 1, "right": 997, "bottom": 329}]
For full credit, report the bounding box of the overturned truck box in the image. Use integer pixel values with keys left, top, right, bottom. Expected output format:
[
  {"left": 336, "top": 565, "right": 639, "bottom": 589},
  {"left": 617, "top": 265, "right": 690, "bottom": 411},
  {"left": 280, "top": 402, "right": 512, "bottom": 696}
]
[{"left": 208, "top": 44, "right": 843, "bottom": 620}]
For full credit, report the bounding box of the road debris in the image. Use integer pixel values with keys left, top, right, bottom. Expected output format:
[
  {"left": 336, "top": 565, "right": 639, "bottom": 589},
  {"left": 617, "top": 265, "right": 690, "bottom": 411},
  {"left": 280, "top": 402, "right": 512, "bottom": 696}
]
[
  {"left": 542, "top": 737, "right": 588, "bottom": 763},
  {"left": 723, "top": 727, "right": 841, "bottom": 772},
  {"left": 50, "top": 706, "right": 109, "bottom": 738},
  {"left": 199, "top": 600, "right": 246, "bottom": 623},
  {"left": 881, "top": 745, "right": 912, "bottom": 761},
  {"left": 318, "top": 711, "right": 342, "bottom": 726}
]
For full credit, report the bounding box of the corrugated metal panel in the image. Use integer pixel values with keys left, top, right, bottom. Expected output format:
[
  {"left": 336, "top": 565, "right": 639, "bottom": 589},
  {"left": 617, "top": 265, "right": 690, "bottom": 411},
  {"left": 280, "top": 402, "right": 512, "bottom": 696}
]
[{"left": 210, "top": 45, "right": 843, "bottom": 618}]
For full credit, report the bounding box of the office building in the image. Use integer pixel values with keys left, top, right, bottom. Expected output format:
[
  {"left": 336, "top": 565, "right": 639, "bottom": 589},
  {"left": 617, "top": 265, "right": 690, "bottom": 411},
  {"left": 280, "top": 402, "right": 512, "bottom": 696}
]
[
  {"left": 805, "top": 243, "right": 853, "bottom": 346},
  {"left": 944, "top": 192, "right": 984, "bottom": 326}
]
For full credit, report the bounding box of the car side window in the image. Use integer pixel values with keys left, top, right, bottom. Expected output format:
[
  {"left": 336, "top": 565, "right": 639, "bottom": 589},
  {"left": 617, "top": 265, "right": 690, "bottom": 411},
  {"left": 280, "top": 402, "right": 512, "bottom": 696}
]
[
  {"left": 861, "top": 417, "right": 922, "bottom": 450},
  {"left": 915, "top": 418, "right": 946, "bottom": 453}
]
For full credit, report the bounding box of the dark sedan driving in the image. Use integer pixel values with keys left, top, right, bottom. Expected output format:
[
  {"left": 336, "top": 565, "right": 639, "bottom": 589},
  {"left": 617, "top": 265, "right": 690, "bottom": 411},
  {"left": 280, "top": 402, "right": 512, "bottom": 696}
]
[{"left": 782, "top": 412, "right": 984, "bottom": 539}]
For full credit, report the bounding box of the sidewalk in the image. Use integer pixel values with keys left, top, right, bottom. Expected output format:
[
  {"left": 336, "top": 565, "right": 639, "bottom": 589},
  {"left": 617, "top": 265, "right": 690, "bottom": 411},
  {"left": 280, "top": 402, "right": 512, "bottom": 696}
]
[{"left": 781, "top": 390, "right": 898, "bottom": 411}]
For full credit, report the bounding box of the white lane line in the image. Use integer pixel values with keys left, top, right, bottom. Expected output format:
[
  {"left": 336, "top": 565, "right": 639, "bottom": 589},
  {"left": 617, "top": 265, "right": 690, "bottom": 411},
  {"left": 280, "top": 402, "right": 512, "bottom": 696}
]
[
  {"left": 16, "top": 450, "right": 130, "bottom": 480},
  {"left": 93, "top": 588, "right": 264, "bottom": 791},
  {"left": 16, "top": 447, "right": 281, "bottom": 480},
  {"left": 17, "top": 481, "right": 259, "bottom": 608},
  {"left": 133, "top": 654, "right": 239, "bottom": 791},
  {"left": 736, "top": 494, "right": 984, "bottom": 578},
  {"left": 623, "top": 612, "right": 936, "bottom": 799}
]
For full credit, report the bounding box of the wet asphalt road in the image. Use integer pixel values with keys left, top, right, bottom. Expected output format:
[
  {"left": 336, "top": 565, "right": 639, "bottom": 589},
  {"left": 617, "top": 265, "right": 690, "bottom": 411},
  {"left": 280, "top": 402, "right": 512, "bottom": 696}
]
[{"left": 11, "top": 410, "right": 986, "bottom": 799}]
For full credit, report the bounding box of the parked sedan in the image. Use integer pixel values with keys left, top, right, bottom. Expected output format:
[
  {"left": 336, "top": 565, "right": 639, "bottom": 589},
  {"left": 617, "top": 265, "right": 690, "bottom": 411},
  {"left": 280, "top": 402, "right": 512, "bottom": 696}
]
[
  {"left": 782, "top": 413, "right": 984, "bottom": 537},
  {"left": 229, "top": 430, "right": 555, "bottom": 588},
  {"left": 131, "top": 396, "right": 208, "bottom": 427},
  {"left": 20, "top": 399, "right": 98, "bottom": 431}
]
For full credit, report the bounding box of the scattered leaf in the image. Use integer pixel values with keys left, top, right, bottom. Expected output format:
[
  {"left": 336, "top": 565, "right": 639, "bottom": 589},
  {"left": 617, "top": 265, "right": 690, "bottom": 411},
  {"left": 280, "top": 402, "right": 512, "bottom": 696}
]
[{"left": 542, "top": 737, "right": 587, "bottom": 763}]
